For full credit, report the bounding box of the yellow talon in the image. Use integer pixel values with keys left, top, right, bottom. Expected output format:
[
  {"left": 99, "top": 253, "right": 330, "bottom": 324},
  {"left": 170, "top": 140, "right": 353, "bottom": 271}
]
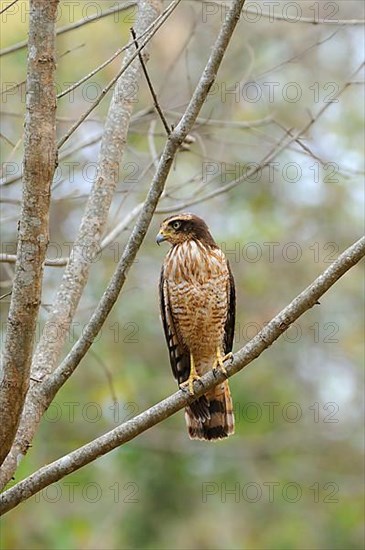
[
  {"left": 213, "top": 349, "right": 233, "bottom": 377},
  {"left": 180, "top": 354, "right": 201, "bottom": 395}
]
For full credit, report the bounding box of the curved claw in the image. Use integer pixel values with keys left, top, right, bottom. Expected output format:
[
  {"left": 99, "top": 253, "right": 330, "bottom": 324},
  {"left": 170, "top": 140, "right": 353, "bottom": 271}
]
[
  {"left": 213, "top": 350, "right": 233, "bottom": 378},
  {"left": 179, "top": 353, "right": 202, "bottom": 395},
  {"left": 179, "top": 373, "right": 201, "bottom": 396}
]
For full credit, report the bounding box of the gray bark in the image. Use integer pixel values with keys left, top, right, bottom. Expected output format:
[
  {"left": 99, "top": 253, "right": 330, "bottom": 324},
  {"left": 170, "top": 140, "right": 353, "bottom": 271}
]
[{"left": 0, "top": 0, "right": 59, "bottom": 466}]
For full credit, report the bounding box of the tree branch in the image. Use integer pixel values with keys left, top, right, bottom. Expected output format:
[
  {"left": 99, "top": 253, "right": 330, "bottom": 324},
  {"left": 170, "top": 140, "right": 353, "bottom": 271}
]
[
  {"left": 1, "top": 236, "right": 363, "bottom": 514},
  {"left": 30, "top": 0, "right": 163, "bottom": 391},
  {"left": 0, "top": 0, "right": 19, "bottom": 16},
  {"left": 39, "top": 0, "right": 248, "bottom": 404},
  {"left": 57, "top": 0, "right": 180, "bottom": 149},
  {"left": 0, "top": 0, "right": 162, "bottom": 485},
  {"left": 0, "top": 2, "right": 137, "bottom": 57},
  {"left": 0, "top": 0, "right": 248, "bottom": 491},
  {"left": 131, "top": 27, "right": 171, "bottom": 135},
  {"left": 0, "top": 0, "right": 59, "bottom": 466},
  {"left": 242, "top": 5, "right": 365, "bottom": 25}
]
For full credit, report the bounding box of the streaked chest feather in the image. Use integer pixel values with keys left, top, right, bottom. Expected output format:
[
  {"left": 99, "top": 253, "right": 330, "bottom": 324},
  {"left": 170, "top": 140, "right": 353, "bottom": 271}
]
[
  {"left": 164, "top": 240, "right": 229, "bottom": 328},
  {"left": 165, "top": 240, "right": 227, "bottom": 284},
  {"left": 163, "top": 241, "right": 229, "bottom": 353}
]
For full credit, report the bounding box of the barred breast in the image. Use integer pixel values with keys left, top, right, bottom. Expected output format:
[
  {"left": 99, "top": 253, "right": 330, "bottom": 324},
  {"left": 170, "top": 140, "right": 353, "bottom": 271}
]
[{"left": 165, "top": 240, "right": 229, "bottom": 373}]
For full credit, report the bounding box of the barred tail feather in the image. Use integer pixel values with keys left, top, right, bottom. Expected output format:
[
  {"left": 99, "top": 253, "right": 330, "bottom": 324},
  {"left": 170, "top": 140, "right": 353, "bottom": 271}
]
[{"left": 185, "top": 381, "right": 234, "bottom": 441}]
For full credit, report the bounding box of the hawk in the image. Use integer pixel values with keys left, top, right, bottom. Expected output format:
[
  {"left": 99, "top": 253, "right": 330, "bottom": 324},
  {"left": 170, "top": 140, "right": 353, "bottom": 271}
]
[{"left": 157, "top": 213, "right": 235, "bottom": 440}]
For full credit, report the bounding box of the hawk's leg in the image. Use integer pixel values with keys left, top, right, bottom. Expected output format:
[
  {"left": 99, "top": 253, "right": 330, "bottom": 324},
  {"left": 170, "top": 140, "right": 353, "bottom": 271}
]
[
  {"left": 213, "top": 348, "right": 233, "bottom": 378},
  {"left": 179, "top": 353, "right": 201, "bottom": 396}
]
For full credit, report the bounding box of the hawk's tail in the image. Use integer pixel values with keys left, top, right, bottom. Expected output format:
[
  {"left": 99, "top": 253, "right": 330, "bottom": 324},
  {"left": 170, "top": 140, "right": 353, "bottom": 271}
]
[{"left": 185, "top": 381, "right": 235, "bottom": 440}]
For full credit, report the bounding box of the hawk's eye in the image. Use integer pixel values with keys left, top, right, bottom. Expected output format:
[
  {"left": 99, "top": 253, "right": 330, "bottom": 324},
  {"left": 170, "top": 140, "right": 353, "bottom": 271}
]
[{"left": 172, "top": 221, "right": 181, "bottom": 230}]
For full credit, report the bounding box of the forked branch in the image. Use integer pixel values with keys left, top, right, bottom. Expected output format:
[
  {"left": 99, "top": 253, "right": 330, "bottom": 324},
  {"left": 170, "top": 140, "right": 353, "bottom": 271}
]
[{"left": 0, "top": 0, "right": 247, "bottom": 491}]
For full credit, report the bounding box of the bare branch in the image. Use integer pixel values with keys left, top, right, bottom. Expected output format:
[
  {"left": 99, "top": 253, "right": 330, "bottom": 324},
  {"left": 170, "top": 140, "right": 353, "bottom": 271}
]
[
  {"left": 30, "top": 0, "right": 163, "bottom": 382},
  {"left": 0, "top": 43, "right": 85, "bottom": 102},
  {"left": 0, "top": 0, "right": 163, "bottom": 485},
  {"left": 1, "top": 236, "right": 363, "bottom": 514},
  {"left": 57, "top": 0, "right": 181, "bottom": 149},
  {"left": 0, "top": 254, "right": 65, "bottom": 267},
  {"left": 256, "top": 29, "right": 340, "bottom": 79},
  {"left": 0, "top": 203, "right": 143, "bottom": 268},
  {"left": 0, "top": 0, "right": 248, "bottom": 490},
  {"left": 56, "top": 47, "right": 124, "bottom": 101},
  {"left": 0, "top": 131, "right": 104, "bottom": 188},
  {"left": 0, "top": 0, "right": 19, "bottom": 15},
  {"left": 131, "top": 27, "right": 171, "bottom": 135},
  {"left": 56, "top": 55, "right": 137, "bottom": 149},
  {"left": 56, "top": 8, "right": 175, "bottom": 102},
  {"left": 242, "top": 5, "right": 365, "bottom": 25},
  {"left": 0, "top": 2, "right": 137, "bottom": 57},
  {"left": 0, "top": 0, "right": 59, "bottom": 466},
  {"left": 160, "top": 61, "right": 364, "bottom": 210},
  {"left": 40, "top": 0, "right": 249, "bottom": 398}
]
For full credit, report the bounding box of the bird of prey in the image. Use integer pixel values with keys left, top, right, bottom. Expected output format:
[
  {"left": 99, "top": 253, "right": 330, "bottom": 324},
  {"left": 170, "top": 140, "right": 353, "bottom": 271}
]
[{"left": 157, "top": 213, "right": 235, "bottom": 440}]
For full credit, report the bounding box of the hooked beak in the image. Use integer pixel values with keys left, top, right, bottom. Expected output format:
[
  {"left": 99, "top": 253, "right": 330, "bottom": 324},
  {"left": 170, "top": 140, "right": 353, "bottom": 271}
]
[{"left": 156, "top": 231, "right": 167, "bottom": 245}]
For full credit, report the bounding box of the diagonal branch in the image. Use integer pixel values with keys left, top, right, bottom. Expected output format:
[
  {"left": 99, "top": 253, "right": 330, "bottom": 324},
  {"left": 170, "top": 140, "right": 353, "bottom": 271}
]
[
  {"left": 0, "top": 0, "right": 19, "bottom": 15},
  {"left": 242, "top": 5, "right": 365, "bottom": 25},
  {"left": 29, "top": 0, "right": 163, "bottom": 393},
  {"left": 131, "top": 27, "right": 171, "bottom": 135},
  {"left": 0, "top": 2, "right": 137, "bottom": 57},
  {"left": 0, "top": 236, "right": 363, "bottom": 514},
  {"left": 0, "top": 0, "right": 248, "bottom": 491},
  {"left": 57, "top": 0, "right": 180, "bottom": 149},
  {"left": 0, "top": 0, "right": 59, "bottom": 466},
  {"left": 0, "top": 0, "right": 162, "bottom": 486},
  {"left": 39, "top": 0, "right": 249, "bottom": 405}
]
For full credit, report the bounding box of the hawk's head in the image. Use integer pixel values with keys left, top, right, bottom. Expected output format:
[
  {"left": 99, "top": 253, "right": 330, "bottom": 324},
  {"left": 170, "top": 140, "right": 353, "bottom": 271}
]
[{"left": 156, "top": 213, "right": 216, "bottom": 247}]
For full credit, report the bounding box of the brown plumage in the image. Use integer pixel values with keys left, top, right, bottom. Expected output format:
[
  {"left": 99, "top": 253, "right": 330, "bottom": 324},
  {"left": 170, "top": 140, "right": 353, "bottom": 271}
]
[{"left": 157, "top": 213, "right": 235, "bottom": 440}]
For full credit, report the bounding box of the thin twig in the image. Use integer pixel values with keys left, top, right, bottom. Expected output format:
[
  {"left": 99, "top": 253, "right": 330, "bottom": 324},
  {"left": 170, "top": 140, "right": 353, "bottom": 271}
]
[
  {"left": 2, "top": 74, "right": 355, "bottom": 271},
  {"left": 57, "top": 0, "right": 181, "bottom": 149},
  {"left": 57, "top": 61, "right": 132, "bottom": 149},
  {"left": 256, "top": 29, "right": 340, "bottom": 80},
  {"left": 88, "top": 349, "right": 118, "bottom": 406},
  {"left": 161, "top": 61, "right": 365, "bottom": 211},
  {"left": 131, "top": 27, "right": 171, "bottom": 135},
  {"left": 56, "top": 19, "right": 166, "bottom": 102},
  {"left": 0, "top": 0, "right": 18, "bottom": 15},
  {"left": 243, "top": 5, "right": 365, "bottom": 25},
  {"left": 0, "top": 2, "right": 137, "bottom": 57},
  {"left": 0, "top": 133, "right": 16, "bottom": 148},
  {"left": 0, "top": 132, "right": 103, "bottom": 187},
  {"left": 1, "top": 43, "right": 84, "bottom": 101},
  {"left": 57, "top": 47, "right": 124, "bottom": 100}
]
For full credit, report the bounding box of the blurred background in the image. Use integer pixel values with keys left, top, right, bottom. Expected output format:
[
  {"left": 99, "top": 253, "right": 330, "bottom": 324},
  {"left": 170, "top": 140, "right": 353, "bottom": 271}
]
[{"left": 1, "top": 1, "right": 364, "bottom": 548}]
